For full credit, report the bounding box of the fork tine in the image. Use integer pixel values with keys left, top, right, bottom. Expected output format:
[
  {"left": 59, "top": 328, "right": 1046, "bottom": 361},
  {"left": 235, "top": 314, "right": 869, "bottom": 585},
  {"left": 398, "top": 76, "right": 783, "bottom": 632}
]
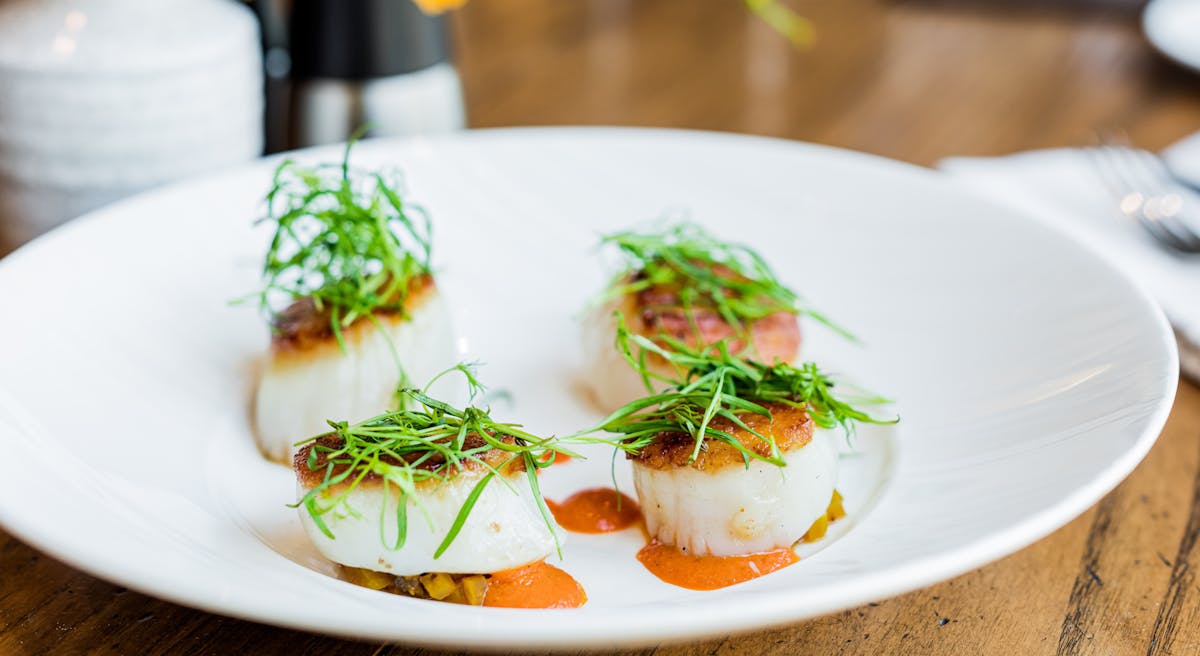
[
  {"left": 1123, "top": 148, "right": 1200, "bottom": 250},
  {"left": 1103, "top": 144, "right": 1200, "bottom": 252},
  {"left": 1093, "top": 145, "right": 1200, "bottom": 252},
  {"left": 1087, "top": 146, "right": 1191, "bottom": 251}
]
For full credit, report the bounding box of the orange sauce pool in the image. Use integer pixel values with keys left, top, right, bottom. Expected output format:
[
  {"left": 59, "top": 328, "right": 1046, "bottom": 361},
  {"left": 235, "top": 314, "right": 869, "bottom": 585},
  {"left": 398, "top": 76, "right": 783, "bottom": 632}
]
[
  {"left": 483, "top": 561, "right": 587, "bottom": 608},
  {"left": 546, "top": 488, "right": 642, "bottom": 534},
  {"left": 636, "top": 541, "right": 799, "bottom": 591}
]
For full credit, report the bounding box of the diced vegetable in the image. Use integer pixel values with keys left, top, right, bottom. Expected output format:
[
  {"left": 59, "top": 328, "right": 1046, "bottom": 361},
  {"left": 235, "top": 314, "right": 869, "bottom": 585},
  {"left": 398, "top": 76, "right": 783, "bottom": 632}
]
[
  {"left": 343, "top": 566, "right": 394, "bottom": 590},
  {"left": 462, "top": 575, "right": 489, "bottom": 606},
  {"left": 828, "top": 490, "right": 846, "bottom": 521},
  {"left": 802, "top": 514, "right": 829, "bottom": 542},
  {"left": 420, "top": 572, "right": 457, "bottom": 600}
]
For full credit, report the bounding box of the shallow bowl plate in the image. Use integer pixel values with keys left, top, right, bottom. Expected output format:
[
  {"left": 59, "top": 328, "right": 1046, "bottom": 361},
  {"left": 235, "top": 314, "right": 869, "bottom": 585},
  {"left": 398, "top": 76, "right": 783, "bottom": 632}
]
[{"left": 0, "top": 128, "right": 1177, "bottom": 649}]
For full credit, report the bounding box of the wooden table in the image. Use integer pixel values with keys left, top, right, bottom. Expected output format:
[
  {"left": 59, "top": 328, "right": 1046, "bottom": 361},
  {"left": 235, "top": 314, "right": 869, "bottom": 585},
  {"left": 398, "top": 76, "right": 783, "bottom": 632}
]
[{"left": 3, "top": 1, "right": 1200, "bottom": 653}]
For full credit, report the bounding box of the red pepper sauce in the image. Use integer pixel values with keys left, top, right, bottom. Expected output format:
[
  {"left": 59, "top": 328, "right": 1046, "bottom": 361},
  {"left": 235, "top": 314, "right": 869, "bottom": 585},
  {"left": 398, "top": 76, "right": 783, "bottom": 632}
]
[
  {"left": 546, "top": 488, "right": 642, "bottom": 534},
  {"left": 636, "top": 541, "right": 799, "bottom": 591},
  {"left": 483, "top": 561, "right": 587, "bottom": 608}
]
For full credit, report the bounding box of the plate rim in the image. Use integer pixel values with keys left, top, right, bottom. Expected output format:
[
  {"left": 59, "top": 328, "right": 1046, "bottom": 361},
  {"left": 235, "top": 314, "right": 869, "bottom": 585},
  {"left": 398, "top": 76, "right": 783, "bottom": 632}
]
[{"left": 0, "top": 126, "right": 1181, "bottom": 649}]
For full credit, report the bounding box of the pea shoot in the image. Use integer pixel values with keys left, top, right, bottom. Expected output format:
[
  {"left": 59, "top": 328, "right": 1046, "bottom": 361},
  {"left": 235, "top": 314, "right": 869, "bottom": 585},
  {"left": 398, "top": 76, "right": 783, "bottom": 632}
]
[
  {"left": 598, "top": 222, "right": 852, "bottom": 347},
  {"left": 581, "top": 315, "right": 894, "bottom": 468},
  {"left": 254, "top": 138, "right": 433, "bottom": 351}
]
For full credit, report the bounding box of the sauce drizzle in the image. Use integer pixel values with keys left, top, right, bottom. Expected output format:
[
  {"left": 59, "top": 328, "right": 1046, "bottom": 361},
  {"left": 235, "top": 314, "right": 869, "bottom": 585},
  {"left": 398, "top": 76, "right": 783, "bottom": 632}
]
[
  {"left": 483, "top": 561, "right": 587, "bottom": 608},
  {"left": 547, "top": 488, "right": 642, "bottom": 534},
  {"left": 636, "top": 541, "right": 798, "bottom": 590}
]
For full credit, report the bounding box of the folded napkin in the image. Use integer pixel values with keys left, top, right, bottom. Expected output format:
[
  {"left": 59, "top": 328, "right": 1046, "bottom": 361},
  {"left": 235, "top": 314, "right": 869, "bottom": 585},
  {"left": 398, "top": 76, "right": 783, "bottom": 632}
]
[
  {"left": 1164, "top": 132, "right": 1200, "bottom": 189},
  {"left": 939, "top": 146, "right": 1200, "bottom": 382}
]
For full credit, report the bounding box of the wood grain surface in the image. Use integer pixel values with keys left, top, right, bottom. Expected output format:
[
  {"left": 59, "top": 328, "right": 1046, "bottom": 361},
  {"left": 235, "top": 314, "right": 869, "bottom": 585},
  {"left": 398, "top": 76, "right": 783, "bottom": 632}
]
[{"left": 3, "top": 0, "right": 1200, "bottom": 653}]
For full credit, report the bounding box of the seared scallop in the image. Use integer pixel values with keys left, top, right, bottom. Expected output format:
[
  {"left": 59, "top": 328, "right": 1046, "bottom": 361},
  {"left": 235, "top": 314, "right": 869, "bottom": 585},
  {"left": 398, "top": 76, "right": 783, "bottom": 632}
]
[
  {"left": 295, "top": 434, "right": 562, "bottom": 576},
  {"left": 254, "top": 275, "right": 455, "bottom": 463},
  {"left": 630, "top": 403, "right": 835, "bottom": 557},
  {"left": 583, "top": 278, "right": 801, "bottom": 412}
]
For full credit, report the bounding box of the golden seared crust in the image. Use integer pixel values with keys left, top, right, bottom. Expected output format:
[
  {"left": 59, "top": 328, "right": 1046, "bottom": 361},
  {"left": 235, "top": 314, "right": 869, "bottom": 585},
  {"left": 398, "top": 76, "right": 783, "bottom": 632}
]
[
  {"left": 294, "top": 433, "right": 527, "bottom": 491},
  {"left": 625, "top": 269, "right": 800, "bottom": 365},
  {"left": 270, "top": 274, "right": 436, "bottom": 355},
  {"left": 631, "top": 403, "right": 814, "bottom": 472}
]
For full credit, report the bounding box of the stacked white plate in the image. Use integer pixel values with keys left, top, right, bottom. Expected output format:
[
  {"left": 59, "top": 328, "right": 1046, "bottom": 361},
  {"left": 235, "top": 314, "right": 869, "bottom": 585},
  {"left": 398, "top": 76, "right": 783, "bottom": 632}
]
[
  {"left": 0, "top": 0, "right": 263, "bottom": 244},
  {"left": 1143, "top": 0, "right": 1200, "bottom": 73}
]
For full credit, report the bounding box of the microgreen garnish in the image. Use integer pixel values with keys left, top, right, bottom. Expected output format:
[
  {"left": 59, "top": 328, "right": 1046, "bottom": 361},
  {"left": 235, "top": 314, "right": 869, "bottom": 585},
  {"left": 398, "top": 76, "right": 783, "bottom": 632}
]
[
  {"left": 580, "top": 315, "right": 894, "bottom": 468},
  {"left": 293, "top": 365, "right": 578, "bottom": 557},
  {"left": 253, "top": 137, "right": 433, "bottom": 350},
  {"left": 597, "top": 222, "right": 853, "bottom": 345}
]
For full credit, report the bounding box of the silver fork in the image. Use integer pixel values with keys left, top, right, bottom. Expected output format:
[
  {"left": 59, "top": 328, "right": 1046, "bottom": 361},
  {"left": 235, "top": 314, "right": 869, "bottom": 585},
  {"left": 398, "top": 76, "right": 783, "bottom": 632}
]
[{"left": 1088, "top": 144, "right": 1200, "bottom": 254}]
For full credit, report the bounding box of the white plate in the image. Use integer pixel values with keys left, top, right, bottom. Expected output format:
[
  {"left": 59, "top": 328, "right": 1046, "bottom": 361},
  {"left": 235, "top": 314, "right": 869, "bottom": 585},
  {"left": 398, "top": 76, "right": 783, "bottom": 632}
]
[
  {"left": 0, "top": 128, "right": 1177, "bottom": 649},
  {"left": 1144, "top": 0, "right": 1200, "bottom": 73}
]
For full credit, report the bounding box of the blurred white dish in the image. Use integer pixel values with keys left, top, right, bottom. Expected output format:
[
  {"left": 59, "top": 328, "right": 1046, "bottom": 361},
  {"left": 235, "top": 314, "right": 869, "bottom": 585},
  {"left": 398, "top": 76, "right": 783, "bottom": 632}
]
[
  {"left": 0, "top": 0, "right": 262, "bottom": 244},
  {"left": 0, "top": 128, "right": 1177, "bottom": 649},
  {"left": 1143, "top": 0, "right": 1200, "bottom": 73}
]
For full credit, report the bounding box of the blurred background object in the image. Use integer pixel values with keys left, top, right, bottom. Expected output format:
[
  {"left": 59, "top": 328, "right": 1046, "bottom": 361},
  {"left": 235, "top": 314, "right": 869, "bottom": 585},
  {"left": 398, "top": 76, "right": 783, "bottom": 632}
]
[
  {"left": 0, "top": 0, "right": 468, "bottom": 249},
  {"left": 5, "top": 0, "right": 1188, "bottom": 252},
  {"left": 1142, "top": 0, "right": 1200, "bottom": 75},
  {"left": 0, "top": 0, "right": 263, "bottom": 246},
  {"left": 255, "top": 0, "right": 465, "bottom": 151}
]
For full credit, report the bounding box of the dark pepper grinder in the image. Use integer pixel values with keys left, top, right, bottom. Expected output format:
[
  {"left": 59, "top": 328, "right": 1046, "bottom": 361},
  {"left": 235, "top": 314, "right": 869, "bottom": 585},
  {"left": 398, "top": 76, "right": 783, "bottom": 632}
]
[{"left": 285, "top": 0, "right": 466, "bottom": 148}]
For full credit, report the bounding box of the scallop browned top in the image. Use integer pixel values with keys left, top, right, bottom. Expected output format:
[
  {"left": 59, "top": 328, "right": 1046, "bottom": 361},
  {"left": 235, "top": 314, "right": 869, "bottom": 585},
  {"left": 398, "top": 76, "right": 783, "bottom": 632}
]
[
  {"left": 631, "top": 403, "right": 814, "bottom": 472},
  {"left": 294, "top": 433, "right": 527, "bottom": 491},
  {"left": 627, "top": 268, "right": 800, "bottom": 364},
  {"left": 270, "top": 274, "right": 436, "bottom": 353}
]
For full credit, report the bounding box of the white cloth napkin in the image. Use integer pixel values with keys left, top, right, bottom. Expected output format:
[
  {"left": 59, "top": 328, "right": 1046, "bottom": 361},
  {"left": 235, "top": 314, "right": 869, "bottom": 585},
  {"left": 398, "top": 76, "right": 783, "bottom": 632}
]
[
  {"left": 939, "top": 145, "right": 1200, "bottom": 381},
  {"left": 1164, "top": 132, "right": 1200, "bottom": 189}
]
